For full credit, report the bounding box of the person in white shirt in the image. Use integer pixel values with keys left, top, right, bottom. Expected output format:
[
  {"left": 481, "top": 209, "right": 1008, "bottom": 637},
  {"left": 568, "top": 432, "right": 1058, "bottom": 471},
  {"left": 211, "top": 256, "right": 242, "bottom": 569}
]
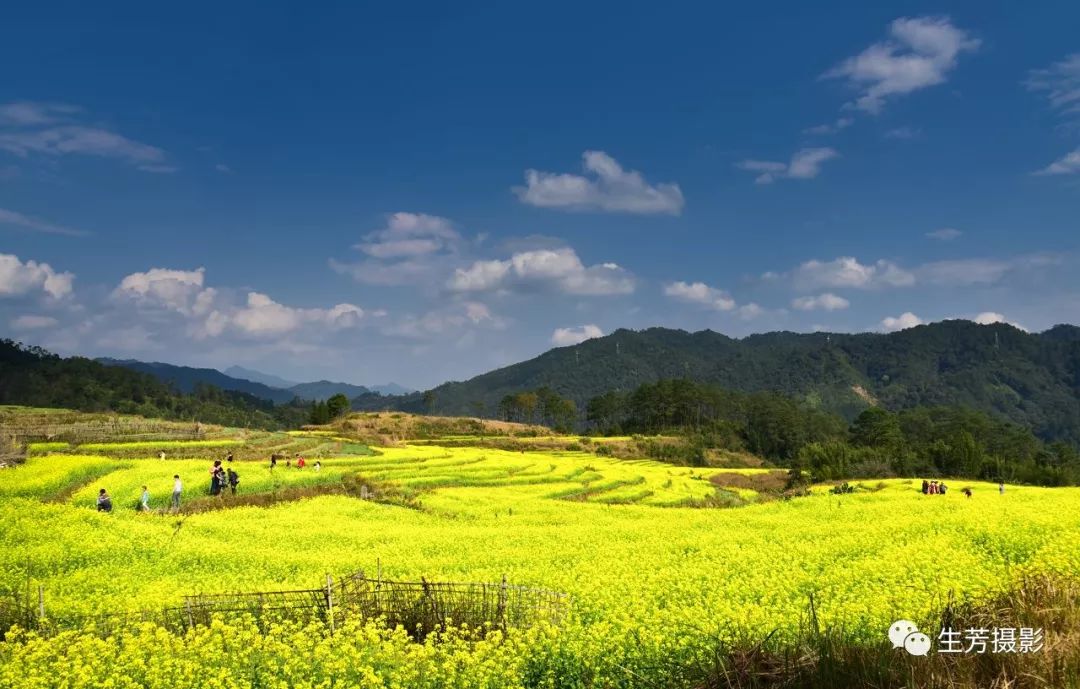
[{"left": 140, "top": 485, "right": 150, "bottom": 512}]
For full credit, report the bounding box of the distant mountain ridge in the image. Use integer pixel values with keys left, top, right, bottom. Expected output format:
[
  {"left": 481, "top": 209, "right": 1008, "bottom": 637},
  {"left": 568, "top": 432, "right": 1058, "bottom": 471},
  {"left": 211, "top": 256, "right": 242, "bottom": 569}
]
[
  {"left": 353, "top": 321, "right": 1080, "bottom": 445},
  {"left": 224, "top": 366, "right": 298, "bottom": 389},
  {"left": 98, "top": 359, "right": 298, "bottom": 404},
  {"left": 100, "top": 359, "right": 411, "bottom": 403}
]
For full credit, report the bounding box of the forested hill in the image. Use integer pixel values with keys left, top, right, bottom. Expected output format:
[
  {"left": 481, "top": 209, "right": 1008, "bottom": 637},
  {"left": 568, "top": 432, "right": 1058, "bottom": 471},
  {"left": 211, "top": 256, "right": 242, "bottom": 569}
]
[
  {"left": 1, "top": 340, "right": 309, "bottom": 429},
  {"left": 359, "top": 321, "right": 1080, "bottom": 444}
]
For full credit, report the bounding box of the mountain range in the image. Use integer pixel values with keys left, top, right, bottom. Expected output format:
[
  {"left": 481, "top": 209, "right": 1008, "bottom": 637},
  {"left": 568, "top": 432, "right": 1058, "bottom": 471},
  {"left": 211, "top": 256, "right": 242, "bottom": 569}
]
[
  {"left": 354, "top": 321, "right": 1080, "bottom": 445},
  {"left": 97, "top": 359, "right": 411, "bottom": 402}
]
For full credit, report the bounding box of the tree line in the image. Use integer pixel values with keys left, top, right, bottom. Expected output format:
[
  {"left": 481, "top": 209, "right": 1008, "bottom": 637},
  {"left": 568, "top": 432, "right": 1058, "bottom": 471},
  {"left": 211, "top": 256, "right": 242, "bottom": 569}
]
[
  {"left": 583, "top": 379, "right": 1080, "bottom": 486},
  {"left": 0, "top": 340, "right": 323, "bottom": 430}
]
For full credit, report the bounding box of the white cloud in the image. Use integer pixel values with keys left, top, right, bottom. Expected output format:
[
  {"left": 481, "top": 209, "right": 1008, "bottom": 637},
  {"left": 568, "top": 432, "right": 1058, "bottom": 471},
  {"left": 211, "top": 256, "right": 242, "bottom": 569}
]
[
  {"left": 0, "top": 102, "right": 169, "bottom": 171},
  {"left": 662, "top": 281, "right": 736, "bottom": 311},
  {"left": 10, "top": 314, "right": 58, "bottom": 330},
  {"left": 0, "top": 207, "right": 87, "bottom": 237},
  {"left": 885, "top": 126, "right": 922, "bottom": 140},
  {"left": 916, "top": 254, "right": 1061, "bottom": 286},
  {"left": 333, "top": 212, "right": 464, "bottom": 286},
  {"left": 1034, "top": 148, "right": 1080, "bottom": 176},
  {"left": 926, "top": 227, "right": 962, "bottom": 240},
  {"left": 789, "top": 257, "right": 915, "bottom": 290},
  {"left": 215, "top": 163, "right": 232, "bottom": 173},
  {"left": 737, "top": 148, "right": 838, "bottom": 184},
  {"left": 803, "top": 117, "right": 854, "bottom": 135},
  {"left": 972, "top": 311, "right": 1027, "bottom": 331},
  {"left": 551, "top": 324, "right": 603, "bottom": 346},
  {"left": 737, "top": 303, "right": 764, "bottom": 320},
  {"left": 219, "top": 292, "right": 364, "bottom": 338},
  {"left": 448, "top": 247, "right": 634, "bottom": 296},
  {"left": 0, "top": 126, "right": 166, "bottom": 165},
  {"left": 881, "top": 311, "right": 923, "bottom": 332},
  {"left": 792, "top": 293, "right": 851, "bottom": 311},
  {"left": 114, "top": 267, "right": 215, "bottom": 315},
  {"left": 1026, "top": 53, "right": 1080, "bottom": 119},
  {"left": 0, "top": 102, "right": 80, "bottom": 127},
  {"left": 514, "top": 151, "right": 684, "bottom": 215},
  {"left": 355, "top": 212, "right": 460, "bottom": 258},
  {"left": 823, "top": 16, "right": 979, "bottom": 113},
  {"left": 382, "top": 301, "right": 501, "bottom": 340},
  {"left": 0, "top": 254, "right": 74, "bottom": 299}
]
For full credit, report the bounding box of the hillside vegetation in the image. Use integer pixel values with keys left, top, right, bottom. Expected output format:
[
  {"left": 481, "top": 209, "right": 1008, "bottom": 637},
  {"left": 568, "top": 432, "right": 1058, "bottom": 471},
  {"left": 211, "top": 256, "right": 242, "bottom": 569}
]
[
  {"left": 1, "top": 340, "right": 310, "bottom": 429},
  {"left": 359, "top": 321, "right": 1080, "bottom": 444}
]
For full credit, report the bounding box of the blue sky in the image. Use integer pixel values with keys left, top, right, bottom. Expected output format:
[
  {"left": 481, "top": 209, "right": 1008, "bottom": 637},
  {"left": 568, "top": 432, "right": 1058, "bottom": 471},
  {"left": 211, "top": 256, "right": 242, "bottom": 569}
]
[{"left": 1, "top": 1, "right": 1078, "bottom": 389}]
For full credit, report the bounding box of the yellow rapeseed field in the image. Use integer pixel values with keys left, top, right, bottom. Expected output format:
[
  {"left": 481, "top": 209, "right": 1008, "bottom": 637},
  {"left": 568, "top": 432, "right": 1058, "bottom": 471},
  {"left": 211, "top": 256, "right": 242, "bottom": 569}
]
[{"left": 2, "top": 436, "right": 1079, "bottom": 688}]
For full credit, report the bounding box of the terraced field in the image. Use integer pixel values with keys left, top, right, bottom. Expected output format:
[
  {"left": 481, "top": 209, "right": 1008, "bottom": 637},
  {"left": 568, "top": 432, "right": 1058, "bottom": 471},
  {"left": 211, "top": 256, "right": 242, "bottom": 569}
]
[{"left": 3, "top": 409, "right": 1080, "bottom": 688}]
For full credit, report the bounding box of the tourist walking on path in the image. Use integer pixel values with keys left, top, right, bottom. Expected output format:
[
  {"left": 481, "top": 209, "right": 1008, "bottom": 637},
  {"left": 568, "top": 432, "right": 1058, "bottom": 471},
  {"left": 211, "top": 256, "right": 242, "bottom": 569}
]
[{"left": 171, "top": 475, "right": 182, "bottom": 512}]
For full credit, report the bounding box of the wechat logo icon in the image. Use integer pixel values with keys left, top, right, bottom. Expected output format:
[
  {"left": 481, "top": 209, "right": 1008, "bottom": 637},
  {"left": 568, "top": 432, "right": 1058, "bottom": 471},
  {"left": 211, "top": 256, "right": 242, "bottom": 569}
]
[{"left": 889, "top": 620, "right": 931, "bottom": 656}]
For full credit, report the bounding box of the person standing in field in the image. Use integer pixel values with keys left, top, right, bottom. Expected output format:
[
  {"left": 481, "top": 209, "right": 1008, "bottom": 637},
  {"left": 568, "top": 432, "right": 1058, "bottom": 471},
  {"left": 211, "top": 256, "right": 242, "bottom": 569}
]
[
  {"left": 140, "top": 485, "right": 150, "bottom": 512},
  {"left": 210, "top": 460, "right": 225, "bottom": 495},
  {"left": 97, "top": 488, "right": 113, "bottom": 513},
  {"left": 227, "top": 467, "right": 239, "bottom": 495},
  {"left": 270, "top": 454, "right": 277, "bottom": 471},
  {"left": 159, "top": 450, "right": 165, "bottom": 461},
  {"left": 171, "top": 475, "right": 182, "bottom": 512},
  {"left": 939, "top": 482, "right": 947, "bottom": 495},
  {"left": 999, "top": 482, "right": 1005, "bottom": 495},
  {"left": 921, "top": 479, "right": 929, "bottom": 495},
  {"left": 314, "top": 461, "right": 321, "bottom": 472}
]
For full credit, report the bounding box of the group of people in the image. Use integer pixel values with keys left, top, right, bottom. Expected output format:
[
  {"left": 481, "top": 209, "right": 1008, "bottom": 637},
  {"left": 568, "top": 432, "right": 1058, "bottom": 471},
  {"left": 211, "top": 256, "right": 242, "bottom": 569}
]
[
  {"left": 921, "top": 479, "right": 989, "bottom": 498},
  {"left": 209, "top": 455, "right": 240, "bottom": 496},
  {"left": 95, "top": 450, "right": 332, "bottom": 513},
  {"left": 921, "top": 479, "right": 949, "bottom": 495},
  {"left": 269, "top": 453, "right": 320, "bottom": 472}
]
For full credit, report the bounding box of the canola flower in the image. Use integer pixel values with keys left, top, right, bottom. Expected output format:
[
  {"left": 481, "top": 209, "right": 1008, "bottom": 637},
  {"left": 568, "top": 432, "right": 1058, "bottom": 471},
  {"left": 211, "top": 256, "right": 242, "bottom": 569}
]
[{"left": 2, "top": 439, "right": 1080, "bottom": 687}]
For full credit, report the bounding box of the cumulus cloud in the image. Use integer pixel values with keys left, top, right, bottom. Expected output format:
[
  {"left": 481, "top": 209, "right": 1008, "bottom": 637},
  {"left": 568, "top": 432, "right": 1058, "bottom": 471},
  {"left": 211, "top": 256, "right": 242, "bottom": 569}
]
[
  {"left": 662, "top": 281, "right": 736, "bottom": 311},
  {"left": 789, "top": 257, "right": 915, "bottom": 290},
  {"left": 823, "top": 16, "right": 979, "bottom": 113},
  {"left": 0, "top": 207, "right": 87, "bottom": 237},
  {"left": 332, "top": 212, "right": 464, "bottom": 286},
  {"left": 214, "top": 292, "right": 364, "bottom": 338},
  {"left": 0, "top": 253, "right": 74, "bottom": 299},
  {"left": 514, "top": 151, "right": 684, "bottom": 215},
  {"left": 881, "top": 311, "right": 923, "bottom": 332},
  {"left": 114, "top": 267, "right": 216, "bottom": 316},
  {"left": 10, "top": 314, "right": 58, "bottom": 330},
  {"left": 737, "top": 148, "right": 838, "bottom": 184},
  {"left": 448, "top": 247, "right": 634, "bottom": 296},
  {"left": 792, "top": 293, "right": 851, "bottom": 311},
  {"left": 355, "top": 212, "right": 460, "bottom": 259},
  {"left": 112, "top": 266, "right": 367, "bottom": 340},
  {"left": 926, "top": 227, "right": 962, "bottom": 240},
  {"left": 0, "top": 101, "right": 169, "bottom": 170},
  {"left": 551, "top": 324, "right": 603, "bottom": 346}
]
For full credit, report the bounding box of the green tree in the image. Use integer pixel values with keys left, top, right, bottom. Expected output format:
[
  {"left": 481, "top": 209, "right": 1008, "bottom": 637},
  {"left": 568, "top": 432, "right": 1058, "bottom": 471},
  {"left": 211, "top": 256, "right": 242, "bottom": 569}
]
[{"left": 326, "top": 393, "right": 351, "bottom": 419}]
